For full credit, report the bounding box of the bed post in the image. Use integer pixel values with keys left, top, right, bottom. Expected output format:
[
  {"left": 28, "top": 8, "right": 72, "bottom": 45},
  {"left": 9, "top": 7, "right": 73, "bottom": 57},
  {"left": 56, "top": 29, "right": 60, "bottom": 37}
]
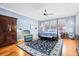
[{"left": 57, "top": 17, "right": 59, "bottom": 40}]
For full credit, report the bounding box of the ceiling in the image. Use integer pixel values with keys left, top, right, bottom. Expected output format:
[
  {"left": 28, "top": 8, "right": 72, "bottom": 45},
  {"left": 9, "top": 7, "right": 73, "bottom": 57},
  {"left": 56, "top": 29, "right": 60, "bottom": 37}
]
[{"left": 0, "top": 3, "right": 79, "bottom": 20}]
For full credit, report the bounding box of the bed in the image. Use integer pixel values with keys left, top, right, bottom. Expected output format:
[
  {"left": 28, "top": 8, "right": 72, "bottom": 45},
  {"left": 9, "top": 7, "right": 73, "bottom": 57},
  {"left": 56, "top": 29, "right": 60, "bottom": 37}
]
[{"left": 39, "top": 30, "right": 58, "bottom": 41}]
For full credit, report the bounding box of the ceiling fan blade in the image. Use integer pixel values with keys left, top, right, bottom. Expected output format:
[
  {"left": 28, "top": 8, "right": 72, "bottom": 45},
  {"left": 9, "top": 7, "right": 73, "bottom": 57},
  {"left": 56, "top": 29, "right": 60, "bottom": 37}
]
[
  {"left": 43, "top": 13, "right": 54, "bottom": 16},
  {"left": 44, "top": 9, "right": 47, "bottom": 12},
  {"left": 44, "top": 9, "right": 48, "bottom": 14},
  {"left": 47, "top": 13, "right": 54, "bottom": 15}
]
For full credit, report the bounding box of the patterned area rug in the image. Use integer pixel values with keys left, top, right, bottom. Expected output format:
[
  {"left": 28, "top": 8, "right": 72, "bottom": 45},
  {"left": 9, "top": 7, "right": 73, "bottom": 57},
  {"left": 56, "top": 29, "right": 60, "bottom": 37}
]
[{"left": 17, "top": 39, "right": 63, "bottom": 56}]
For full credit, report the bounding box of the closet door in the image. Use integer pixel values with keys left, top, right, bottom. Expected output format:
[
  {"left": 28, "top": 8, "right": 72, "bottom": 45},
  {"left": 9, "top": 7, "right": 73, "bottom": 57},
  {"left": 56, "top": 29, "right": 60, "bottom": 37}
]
[{"left": 0, "top": 19, "right": 6, "bottom": 46}]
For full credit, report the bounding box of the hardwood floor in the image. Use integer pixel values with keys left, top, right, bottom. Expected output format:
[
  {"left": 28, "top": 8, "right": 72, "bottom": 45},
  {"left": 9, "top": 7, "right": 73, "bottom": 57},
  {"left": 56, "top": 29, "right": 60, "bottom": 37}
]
[
  {"left": 0, "top": 40, "right": 30, "bottom": 56},
  {"left": 62, "top": 39, "right": 78, "bottom": 56},
  {"left": 0, "top": 39, "right": 78, "bottom": 56}
]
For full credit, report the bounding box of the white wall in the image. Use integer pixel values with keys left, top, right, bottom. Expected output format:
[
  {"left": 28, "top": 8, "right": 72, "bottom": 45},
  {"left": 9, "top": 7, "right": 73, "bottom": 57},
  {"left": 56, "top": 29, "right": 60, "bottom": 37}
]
[
  {"left": 0, "top": 8, "right": 38, "bottom": 40},
  {"left": 76, "top": 14, "right": 79, "bottom": 35}
]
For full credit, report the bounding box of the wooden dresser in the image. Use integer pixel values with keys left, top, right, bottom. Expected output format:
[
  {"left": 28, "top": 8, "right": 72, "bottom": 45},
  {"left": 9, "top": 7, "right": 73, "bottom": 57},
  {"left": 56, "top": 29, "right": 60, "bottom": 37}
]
[{"left": 0, "top": 15, "right": 17, "bottom": 47}]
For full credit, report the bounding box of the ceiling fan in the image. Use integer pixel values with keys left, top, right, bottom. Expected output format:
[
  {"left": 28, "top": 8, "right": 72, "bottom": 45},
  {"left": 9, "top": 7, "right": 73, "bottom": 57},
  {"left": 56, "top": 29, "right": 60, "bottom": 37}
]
[{"left": 43, "top": 9, "right": 54, "bottom": 16}]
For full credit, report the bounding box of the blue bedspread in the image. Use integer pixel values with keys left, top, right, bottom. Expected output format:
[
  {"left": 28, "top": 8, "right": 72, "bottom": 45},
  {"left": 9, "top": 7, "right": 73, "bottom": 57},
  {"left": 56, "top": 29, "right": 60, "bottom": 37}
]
[{"left": 39, "top": 31, "right": 57, "bottom": 38}]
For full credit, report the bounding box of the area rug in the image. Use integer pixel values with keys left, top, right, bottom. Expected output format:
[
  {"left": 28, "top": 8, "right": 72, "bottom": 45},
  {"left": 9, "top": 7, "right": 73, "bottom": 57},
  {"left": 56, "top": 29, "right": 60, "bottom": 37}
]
[{"left": 17, "top": 39, "right": 63, "bottom": 56}]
